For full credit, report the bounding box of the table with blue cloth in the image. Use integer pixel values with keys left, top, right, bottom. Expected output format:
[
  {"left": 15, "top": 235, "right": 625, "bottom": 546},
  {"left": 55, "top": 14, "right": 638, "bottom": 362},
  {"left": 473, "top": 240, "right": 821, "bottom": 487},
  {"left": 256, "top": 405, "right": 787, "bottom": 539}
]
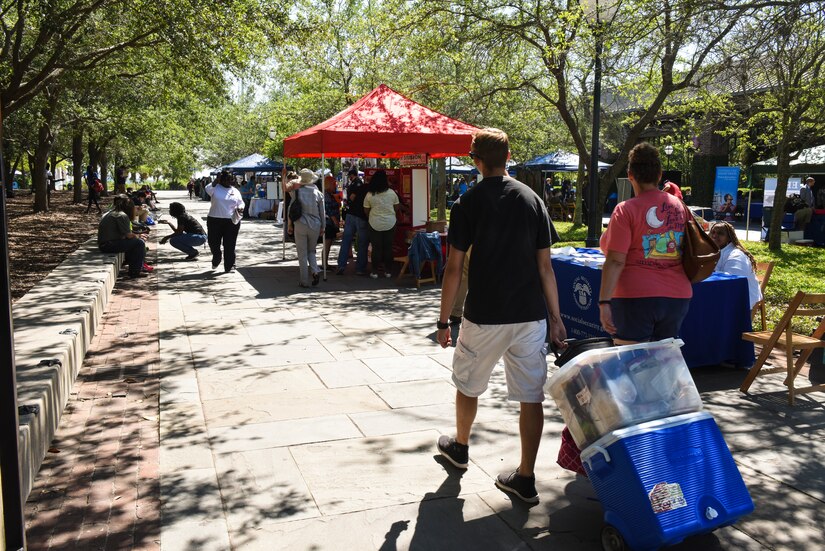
[
  {"left": 804, "top": 213, "right": 825, "bottom": 246},
  {"left": 551, "top": 249, "right": 755, "bottom": 368}
]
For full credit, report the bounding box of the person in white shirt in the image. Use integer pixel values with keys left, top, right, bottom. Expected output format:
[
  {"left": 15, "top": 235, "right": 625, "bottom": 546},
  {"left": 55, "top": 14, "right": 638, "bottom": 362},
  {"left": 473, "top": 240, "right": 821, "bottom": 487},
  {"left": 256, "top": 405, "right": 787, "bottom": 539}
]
[
  {"left": 708, "top": 222, "right": 762, "bottom": 309},
  {"left": 363, "top": 170, "right": 402, "bottom": 278},
  {"left": 205, "top": 170, "right": 245, "bottom": 273}
]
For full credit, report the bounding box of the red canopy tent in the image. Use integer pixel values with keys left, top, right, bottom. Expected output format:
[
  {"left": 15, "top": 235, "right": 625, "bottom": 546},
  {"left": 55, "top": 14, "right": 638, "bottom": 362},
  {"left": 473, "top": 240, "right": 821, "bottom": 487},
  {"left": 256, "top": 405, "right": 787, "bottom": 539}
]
[{"left": 283, "top": 84, "right": 479, "bottom": 158}]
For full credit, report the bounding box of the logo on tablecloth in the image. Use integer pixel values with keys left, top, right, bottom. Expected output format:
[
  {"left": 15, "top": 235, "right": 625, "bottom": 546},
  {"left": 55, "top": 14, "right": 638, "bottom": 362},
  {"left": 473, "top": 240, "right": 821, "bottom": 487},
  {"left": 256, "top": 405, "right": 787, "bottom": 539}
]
[{"left": 572, "top": 276, "right": 593, "bottom": 310}]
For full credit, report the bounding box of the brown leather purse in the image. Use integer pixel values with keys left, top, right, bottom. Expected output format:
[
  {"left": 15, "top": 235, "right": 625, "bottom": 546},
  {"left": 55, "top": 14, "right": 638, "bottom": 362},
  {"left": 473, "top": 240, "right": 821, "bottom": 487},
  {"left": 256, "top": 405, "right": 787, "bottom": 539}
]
[{"left": 681, "top": 202, "right": 720, "bottom": 283}]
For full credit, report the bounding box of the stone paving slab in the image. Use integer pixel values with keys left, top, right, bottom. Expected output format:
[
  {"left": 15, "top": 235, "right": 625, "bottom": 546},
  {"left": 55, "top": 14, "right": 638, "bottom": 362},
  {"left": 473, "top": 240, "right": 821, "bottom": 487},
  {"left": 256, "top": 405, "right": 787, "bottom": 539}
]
[
  {"left": 207, "top": 414, "right": 363, "bottom": 455},
  {"left": 288, "top": 430, "right": 494, "bottom": 516},
  {"left": 309, "top": 359, "right": 384, "bottom": 388},
  {"left": 201, "top": 386, "right": 390, "bottom": 427}
]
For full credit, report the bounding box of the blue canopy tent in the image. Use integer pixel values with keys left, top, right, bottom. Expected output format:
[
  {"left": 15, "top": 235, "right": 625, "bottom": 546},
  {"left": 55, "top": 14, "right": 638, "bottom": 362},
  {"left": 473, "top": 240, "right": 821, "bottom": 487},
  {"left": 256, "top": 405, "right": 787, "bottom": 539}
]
[
  {"left": 523, "top": 151, "right": 611, "bottom": 172},
  {"left": 445, "top": 157, "right": 475, "bottom": 174},
  {"left": 222, "top": 153, "right": 284, "bottom": 173}
]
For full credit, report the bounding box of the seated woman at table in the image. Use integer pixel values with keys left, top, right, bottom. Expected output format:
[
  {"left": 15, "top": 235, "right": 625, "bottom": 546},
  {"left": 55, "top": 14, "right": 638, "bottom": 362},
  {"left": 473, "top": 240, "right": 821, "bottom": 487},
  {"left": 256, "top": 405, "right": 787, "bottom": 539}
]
[
  {"left": 709, "top": 221, "right": 762, "bottom": 309},
  {"left": 598, "top": 143, "right": 692, "bottom": 344}
]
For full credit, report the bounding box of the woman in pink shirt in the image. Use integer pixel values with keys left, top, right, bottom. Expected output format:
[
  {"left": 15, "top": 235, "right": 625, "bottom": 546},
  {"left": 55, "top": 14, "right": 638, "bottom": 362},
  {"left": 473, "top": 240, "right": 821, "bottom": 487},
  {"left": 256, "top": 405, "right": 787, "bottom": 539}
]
[{"left": 598, "top": 143, "right": 691, "bottom": 343}]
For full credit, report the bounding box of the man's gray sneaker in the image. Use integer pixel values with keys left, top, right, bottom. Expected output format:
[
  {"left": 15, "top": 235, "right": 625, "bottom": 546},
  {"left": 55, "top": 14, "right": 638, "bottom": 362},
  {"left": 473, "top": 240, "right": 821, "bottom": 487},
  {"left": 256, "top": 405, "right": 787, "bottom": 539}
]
[
  {"left": 437, "top": 435, "right": 468, "bottom": 469},
  {"left": 495, "top": 469, "right": 539, "bottom": 503}
]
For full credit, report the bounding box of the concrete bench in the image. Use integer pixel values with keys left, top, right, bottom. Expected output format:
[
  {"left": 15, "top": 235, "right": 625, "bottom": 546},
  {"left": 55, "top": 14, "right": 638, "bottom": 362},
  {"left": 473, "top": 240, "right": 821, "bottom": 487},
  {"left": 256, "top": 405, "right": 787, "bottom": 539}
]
[{"left": 12, "top": 238, "right": 123, "bottom": 498}]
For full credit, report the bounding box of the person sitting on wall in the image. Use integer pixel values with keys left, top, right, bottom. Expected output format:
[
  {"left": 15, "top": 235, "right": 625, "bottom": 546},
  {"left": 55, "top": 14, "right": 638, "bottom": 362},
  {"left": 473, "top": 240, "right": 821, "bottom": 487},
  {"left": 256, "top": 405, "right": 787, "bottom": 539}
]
[
  {"left": 160, "top": 202, "right": 207, "bottom": 260},
  {"left": 98, "top": 195, "right": 148, "bottom": 278}
]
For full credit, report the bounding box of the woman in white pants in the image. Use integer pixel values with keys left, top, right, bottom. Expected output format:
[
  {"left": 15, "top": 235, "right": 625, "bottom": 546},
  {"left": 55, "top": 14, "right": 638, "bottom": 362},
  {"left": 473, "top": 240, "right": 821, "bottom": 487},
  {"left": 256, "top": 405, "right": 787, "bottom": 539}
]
[{"left": 291, "top": 169, "right": 325, "bottom": 287}]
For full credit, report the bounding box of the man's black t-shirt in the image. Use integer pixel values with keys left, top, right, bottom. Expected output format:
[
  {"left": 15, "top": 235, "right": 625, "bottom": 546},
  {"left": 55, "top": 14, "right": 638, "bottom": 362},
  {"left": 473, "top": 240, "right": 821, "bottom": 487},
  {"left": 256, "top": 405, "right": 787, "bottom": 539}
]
[
  {"left": 177, "top": 212, "right": 205, "bottom": 235},
  {"left": 345, "top": 178, "right": 368, "bottom": 219},
  {"left": 448, "top": 175, "right": 553, "bottom": 324}
]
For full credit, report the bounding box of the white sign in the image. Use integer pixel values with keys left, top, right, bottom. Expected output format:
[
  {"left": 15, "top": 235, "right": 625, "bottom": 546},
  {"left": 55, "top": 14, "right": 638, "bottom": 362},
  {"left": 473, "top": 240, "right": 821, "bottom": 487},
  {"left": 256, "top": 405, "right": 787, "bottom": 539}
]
[{"left": 763, "top": 177, "right": 801, "bottom": 207}]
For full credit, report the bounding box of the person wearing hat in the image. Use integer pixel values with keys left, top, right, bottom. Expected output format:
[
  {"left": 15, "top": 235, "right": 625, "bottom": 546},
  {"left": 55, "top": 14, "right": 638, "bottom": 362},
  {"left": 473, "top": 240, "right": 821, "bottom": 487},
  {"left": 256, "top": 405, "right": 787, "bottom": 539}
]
[
  {"left": 160, "top": 202, "right": 207, "bottom": 260},
  {"left": 336, "top": 168, "right": 370, "bottom": 275},
  {"left": 291, "top": 168, "right": 325, "bottom": 287}
]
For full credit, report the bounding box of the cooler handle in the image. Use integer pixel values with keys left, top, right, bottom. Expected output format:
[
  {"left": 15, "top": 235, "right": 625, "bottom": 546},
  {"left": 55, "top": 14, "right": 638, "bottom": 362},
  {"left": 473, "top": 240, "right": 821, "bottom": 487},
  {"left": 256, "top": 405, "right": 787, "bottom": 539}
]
[{"left": 583, "top": 446, "right": 611, "bottom": 470}]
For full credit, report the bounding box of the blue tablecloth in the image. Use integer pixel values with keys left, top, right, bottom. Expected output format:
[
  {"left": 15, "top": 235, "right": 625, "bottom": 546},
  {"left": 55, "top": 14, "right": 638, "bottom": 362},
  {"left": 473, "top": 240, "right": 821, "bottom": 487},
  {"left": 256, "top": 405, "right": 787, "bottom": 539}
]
[
  {"left": 551, "top": 250, "right": 754, "bottom": 368},
  {"left": 804, "top": 213, "right": 825, "bottom": 246}
]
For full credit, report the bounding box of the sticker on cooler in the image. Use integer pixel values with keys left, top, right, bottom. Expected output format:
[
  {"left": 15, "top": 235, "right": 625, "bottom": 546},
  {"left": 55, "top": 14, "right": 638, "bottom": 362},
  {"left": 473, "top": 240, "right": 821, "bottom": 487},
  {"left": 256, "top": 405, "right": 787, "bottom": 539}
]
[
  {"left": 576, "top": 386, "right": 592, "bottom": 406},
  {"left": 648, "top": 482, "right": 687, "bottom": 513}
]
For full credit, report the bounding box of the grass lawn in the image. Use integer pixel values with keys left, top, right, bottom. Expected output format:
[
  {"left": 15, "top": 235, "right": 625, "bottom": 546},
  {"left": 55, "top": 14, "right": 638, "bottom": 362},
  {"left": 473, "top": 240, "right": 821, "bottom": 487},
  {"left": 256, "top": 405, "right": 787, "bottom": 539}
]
[{"left": 431, "top": 212, "right": 824, "bottom": 331}]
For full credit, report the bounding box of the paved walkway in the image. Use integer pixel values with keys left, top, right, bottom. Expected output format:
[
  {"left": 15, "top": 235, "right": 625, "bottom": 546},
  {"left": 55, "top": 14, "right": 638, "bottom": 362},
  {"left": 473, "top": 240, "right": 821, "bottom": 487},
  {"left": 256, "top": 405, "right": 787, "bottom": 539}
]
[
  {"left": 25, "top": 244, "right": 161, "bottom": 550},
  {"left": 23, "top": 191, "right": 825, "bottom": 549}
]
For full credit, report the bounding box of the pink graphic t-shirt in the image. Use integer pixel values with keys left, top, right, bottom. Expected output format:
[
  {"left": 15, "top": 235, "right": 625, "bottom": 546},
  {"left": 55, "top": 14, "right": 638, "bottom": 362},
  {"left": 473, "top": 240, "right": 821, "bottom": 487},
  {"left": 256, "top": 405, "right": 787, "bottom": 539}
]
[{"left": 600, "top": 189, "right": 692, "bottom": 299}]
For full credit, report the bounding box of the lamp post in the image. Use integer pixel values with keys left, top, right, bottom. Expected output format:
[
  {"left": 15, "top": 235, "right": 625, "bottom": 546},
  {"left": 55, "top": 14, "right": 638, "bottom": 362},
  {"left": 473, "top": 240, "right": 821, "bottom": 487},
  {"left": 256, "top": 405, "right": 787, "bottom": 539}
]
[
  {"left": 581, "top": 0, "right": 618, "bottom": 247},
  {"left": 664, "top": 144, "right": 674, "bottom": 172}
]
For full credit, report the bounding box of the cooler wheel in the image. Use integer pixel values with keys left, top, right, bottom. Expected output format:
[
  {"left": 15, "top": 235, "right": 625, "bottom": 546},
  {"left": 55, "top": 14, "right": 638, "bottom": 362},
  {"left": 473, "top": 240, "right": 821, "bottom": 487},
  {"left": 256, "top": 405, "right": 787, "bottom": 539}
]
[{"left": 601, "top": 524, "right": 627, "bottom": 551}]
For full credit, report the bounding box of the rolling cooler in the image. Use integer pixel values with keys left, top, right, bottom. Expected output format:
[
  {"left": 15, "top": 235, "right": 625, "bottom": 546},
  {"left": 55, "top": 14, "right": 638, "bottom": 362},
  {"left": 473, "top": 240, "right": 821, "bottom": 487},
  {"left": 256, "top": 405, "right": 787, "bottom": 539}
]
[
  {"left": 546, "top": 339, "right": 754, "bottom": 550},
  {"left": 580, "top": 412, "right": 754, "bottom": 551}
]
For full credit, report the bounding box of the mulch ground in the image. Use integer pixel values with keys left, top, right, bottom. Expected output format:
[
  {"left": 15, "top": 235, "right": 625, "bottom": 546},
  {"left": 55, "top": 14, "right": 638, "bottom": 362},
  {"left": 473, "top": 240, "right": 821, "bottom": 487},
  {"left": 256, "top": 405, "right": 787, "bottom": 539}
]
[{"left": 6, "top": 189, "right": 105, "bottom": 301}]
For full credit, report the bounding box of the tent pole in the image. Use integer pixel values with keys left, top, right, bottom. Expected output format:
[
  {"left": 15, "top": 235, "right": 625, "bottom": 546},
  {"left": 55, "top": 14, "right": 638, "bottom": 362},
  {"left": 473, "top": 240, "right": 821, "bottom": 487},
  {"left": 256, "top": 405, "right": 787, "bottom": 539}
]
[
  {"left": 744, "top": 167, "right": 752, "bottom": 241},
  {"left": 321, "top": 153, "right": 326, "bottom": 280}
]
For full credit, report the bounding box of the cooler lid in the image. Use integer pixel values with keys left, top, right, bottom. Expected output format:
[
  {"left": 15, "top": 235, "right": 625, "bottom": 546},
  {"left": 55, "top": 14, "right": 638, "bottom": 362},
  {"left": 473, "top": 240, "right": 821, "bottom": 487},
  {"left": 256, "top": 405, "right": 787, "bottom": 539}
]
[{"left": 580, "top": 411, "right": 713, "bottom": 462}]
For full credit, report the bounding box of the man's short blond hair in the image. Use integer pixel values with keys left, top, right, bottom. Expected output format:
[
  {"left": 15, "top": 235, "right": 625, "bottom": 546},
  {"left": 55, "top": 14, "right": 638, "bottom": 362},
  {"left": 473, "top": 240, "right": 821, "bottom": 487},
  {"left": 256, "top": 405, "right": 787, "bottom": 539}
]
[{"left": 472, "top": 128, "right": 509, "bottom": 170}]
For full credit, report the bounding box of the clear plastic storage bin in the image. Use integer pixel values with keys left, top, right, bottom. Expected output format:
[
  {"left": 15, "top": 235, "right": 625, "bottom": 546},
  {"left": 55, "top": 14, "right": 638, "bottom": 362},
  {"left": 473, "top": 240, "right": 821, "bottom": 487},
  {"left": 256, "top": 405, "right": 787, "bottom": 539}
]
[{"left": 546, "top": 338, "right": 702, "bottom": 448}]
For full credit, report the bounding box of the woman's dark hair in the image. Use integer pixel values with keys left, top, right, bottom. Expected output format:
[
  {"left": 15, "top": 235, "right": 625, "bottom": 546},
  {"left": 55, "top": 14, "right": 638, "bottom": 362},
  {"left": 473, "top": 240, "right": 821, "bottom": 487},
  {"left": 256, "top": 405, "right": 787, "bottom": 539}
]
[
  {"left": 724, "top": 193, "right": 733, "bottom": 201},
  {"left": 218, "top": 170, "right": 235, "bottom": 188},
  {"left": 169, "top": 202, "right": 186, "bottom": 217},
  {"left": 369, "top": 170, "right": 390, "bottom": 193},
  {"left": 627, "top": 143, "right": 662, "bottom": 185},
  {"left": 112, "top": 194, "right": 131, "bottom": 213},
  {"left": 710, "top": 221, "right": 757, "bottom": 270}
]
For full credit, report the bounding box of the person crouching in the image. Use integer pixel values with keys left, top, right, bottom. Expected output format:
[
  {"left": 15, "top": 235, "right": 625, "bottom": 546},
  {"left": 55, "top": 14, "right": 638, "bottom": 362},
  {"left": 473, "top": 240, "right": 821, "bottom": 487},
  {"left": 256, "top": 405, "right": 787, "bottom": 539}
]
[{"left": 160, "top": 202, "right": 207, "bottom": 260}]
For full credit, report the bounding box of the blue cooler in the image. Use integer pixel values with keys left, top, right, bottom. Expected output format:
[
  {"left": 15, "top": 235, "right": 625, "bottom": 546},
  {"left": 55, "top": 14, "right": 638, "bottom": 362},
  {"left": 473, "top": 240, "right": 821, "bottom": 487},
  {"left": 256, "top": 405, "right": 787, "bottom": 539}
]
[{"left": 580, "top": 412, "right": 753, "bottom": 551}]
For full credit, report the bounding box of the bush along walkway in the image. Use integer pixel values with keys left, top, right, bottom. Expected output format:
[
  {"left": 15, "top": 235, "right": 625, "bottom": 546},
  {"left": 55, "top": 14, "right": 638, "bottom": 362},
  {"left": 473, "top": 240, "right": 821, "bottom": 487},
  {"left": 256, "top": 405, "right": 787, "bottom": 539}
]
[{"left": 23, "top": 246, "right": 161, "bottom": 551}]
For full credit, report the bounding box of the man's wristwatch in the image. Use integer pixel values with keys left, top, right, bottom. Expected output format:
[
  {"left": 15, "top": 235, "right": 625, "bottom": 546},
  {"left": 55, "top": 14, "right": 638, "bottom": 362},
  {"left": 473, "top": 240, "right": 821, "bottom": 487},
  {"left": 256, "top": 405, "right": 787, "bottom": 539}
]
[{"left": 436, "top": 320, "right": 450, "bottom": 330}]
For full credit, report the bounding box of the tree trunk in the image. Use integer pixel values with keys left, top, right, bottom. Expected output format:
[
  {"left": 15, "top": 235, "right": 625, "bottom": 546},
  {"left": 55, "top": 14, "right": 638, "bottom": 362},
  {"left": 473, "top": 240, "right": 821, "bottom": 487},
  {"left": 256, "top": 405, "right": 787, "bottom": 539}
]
[
  {"left": 99, "top": 148, "right": 109, "bottom": 196},
  {"left": 768, "top": 142, "right": 791, "bottom": 251},
  {"left": 32, "top": 122, "right": 53, "bottom": 212},
  {"left": 88, "top": 140, "right": 102, "bottom": 178},
  {"left": 435, "top": 158, "right": 446, "bottom": 221},
  {"left": 574, "top": 162, "right": 585, "bottom": 227},
  {"left": 72, "top": 129, "right": 84, "bottom": 203}
]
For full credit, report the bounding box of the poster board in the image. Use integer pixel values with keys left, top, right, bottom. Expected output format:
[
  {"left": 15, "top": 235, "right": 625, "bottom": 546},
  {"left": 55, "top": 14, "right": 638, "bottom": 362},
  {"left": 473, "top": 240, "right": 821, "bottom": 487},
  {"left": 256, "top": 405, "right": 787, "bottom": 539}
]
[{"left": 712, "top": 166, "right": 741, "bottom": 218}]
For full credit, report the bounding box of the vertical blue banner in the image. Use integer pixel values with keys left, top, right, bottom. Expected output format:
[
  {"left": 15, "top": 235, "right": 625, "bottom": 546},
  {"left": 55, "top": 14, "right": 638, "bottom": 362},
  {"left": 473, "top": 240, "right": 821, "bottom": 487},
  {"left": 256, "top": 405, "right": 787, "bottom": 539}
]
[{"left": 713, "top": 166, "right": 741, "bottom": 221}]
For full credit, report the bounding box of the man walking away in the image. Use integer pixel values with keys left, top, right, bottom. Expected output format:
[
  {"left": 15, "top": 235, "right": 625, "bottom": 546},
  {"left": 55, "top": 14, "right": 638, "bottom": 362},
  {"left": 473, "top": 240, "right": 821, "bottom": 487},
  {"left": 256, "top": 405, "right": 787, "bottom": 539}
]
[{"left": 436, "top": 127, "right": 567, "bottom": 504}]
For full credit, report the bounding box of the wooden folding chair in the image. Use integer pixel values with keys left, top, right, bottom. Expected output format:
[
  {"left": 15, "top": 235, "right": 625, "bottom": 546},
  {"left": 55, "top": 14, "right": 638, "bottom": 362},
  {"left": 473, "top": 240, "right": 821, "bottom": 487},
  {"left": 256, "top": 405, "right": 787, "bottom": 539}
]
[
  {"left": 740, "top": 291, "right": 825, "bottom": 405},
  {"left": 750, "top": 261, "right": 775, "bottom": 331},
  {"left": 565, "top": 202, "right": 576, "bottom": 221},
  {"left": 548, "top": 202, "right": 564, "bottom": 221}
]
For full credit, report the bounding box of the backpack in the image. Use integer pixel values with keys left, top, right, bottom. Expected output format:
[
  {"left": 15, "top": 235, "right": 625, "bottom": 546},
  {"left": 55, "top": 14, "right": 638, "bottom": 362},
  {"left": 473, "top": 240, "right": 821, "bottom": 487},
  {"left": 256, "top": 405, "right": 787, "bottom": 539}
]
[
  {"left": 288, "top": 190, "right": 303, "bottom": 222},
  {"left": 93, "top": 179, "right": 104, "bottom": 193}
]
